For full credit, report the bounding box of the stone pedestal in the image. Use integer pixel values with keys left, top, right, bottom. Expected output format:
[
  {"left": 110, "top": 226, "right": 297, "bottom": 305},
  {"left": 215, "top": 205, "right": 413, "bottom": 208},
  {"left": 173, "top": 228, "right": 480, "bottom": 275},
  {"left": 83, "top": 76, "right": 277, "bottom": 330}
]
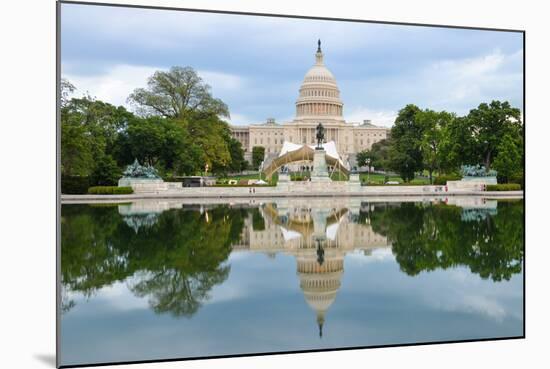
[
  {"left": 278, "top": 173, "right": 290, "bottom": 183},
  {"left": 310, "top": 149, "right": 331, "bottom": 182},
  {"left": 118, "top": 178, "right": 169, "bottom": 193}
]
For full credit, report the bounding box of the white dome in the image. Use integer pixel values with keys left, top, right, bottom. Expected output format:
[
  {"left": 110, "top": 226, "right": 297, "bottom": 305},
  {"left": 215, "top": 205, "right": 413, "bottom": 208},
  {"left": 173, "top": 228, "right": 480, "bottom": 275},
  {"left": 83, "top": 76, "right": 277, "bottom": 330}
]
[
  {"left": 295, "top": 41, "right": 344, "bottom": 120},
  {"left": 303, "top": 64, "right": 337, "bottom": 85}
]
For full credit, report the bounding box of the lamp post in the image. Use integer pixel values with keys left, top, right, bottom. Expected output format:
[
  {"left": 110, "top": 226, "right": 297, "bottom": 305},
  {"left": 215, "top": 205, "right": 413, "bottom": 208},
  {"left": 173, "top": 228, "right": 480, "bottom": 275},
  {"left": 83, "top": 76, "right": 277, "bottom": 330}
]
[{"left": 366, "top": 158, "right": 371, "bottom": 183}]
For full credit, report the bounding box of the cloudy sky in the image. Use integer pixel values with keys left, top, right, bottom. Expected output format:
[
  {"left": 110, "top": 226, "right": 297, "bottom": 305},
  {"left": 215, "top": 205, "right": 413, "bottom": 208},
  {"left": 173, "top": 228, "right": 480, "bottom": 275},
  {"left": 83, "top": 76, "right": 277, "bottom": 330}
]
[{"left": 61, "top": 3, "right": 524, "bottom": 127}]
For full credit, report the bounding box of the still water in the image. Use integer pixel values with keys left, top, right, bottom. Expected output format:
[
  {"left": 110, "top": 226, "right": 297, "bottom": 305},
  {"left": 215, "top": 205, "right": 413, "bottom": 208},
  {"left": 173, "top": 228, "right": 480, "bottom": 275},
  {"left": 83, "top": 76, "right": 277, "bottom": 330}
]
[{"left": 60, "top": 197, "right": 524, "bottom": 366}]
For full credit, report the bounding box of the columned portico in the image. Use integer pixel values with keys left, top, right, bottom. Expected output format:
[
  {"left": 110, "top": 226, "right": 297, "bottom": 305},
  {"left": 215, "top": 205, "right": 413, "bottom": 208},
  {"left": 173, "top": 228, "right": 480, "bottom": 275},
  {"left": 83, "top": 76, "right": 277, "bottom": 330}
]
[{"left": 230, "top": 41, "right": 389, "bottom": 168}]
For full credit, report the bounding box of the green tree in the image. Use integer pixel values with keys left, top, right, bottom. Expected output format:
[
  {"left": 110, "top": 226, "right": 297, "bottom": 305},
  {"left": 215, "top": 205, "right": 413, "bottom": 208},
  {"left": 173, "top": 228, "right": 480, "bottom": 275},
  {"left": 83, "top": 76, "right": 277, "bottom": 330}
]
[
  {"left": 493, "top": 134, "right": 522, "bottom": 183},
  {"left": 357, "top": 139, "right": 392, "bottom": 171},
  {"left": 356, "top": 150, "right": 369, "bottom": 168},
  {"left": 438, "top": 116, "right": 477, "bottom": 173},
  {"left": 227, "top": 137, "right": 247, "bottom": 173},
  {"left": 128, "top": 66, "right": 230, "bottom": 120},
  {"left": 60, "top": 78, "right": 75, "bottom": 108},
  {"left": 416, "top": 109, "right": 454, "bottom": 183},
  {"left": 252, "top": 146, "right": 266, "bottom": 170},
  {"left": 186, "top": 114, "right": 233, "bottom": 175},
  {"left": 115, "top": 116, "right": 201, "bottom": 176},
  {"left": 61, "top": 91, "right": 133, "bottom": 179},
  {"left": 116, "top": 116, "right": 166, "bottom": 167},
  {"left": 60, "top": 120, "right": 94, "bottom": 176},
  {"left": 91, "top": 155, "right": 122, "bottom": 186},
  {"left": 466, "top": 100, "right": 522, "bottom": 170},
  {"left": 388, "top": 104, "right": 423, "bottom": 182}
]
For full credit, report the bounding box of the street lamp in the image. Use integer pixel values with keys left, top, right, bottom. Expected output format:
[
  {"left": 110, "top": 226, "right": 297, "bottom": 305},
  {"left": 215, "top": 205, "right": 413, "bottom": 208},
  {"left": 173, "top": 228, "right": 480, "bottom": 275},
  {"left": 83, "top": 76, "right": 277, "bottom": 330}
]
[{"left": 366, "top": 158, "right": 371, "bottom": 183}]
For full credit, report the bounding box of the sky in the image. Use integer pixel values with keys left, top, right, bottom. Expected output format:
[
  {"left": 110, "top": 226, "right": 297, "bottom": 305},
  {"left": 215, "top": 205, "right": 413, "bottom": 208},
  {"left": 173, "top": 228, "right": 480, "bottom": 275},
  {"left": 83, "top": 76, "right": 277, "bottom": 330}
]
[{"left": 61, "top": 3, "right": 524, "bottom": 127}]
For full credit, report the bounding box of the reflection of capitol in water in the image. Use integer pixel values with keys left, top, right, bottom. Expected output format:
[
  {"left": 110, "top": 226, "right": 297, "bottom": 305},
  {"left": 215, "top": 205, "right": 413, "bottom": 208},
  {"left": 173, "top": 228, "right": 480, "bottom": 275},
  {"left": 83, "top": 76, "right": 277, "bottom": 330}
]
[
  {"left": 115, "top": 197, "right": 501, "bottom": 337},
  {"left": 232, "top": 198, "right": 390, "bottom": 337}
]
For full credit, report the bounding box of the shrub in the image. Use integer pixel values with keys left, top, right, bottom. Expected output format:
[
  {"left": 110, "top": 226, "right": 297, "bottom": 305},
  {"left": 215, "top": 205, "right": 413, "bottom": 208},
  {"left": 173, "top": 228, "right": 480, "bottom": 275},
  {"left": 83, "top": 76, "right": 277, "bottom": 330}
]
[
  {"left": 433, "top": 174, "right": 461, "bottom": 185},
  {"left": 87, "top": 186, "right": 134, "bottom": 195},
  {"left": 508, "top": 173, "right": 524, "bottom": 188},
  {"left": 90, "top": 155, "right": 121, "bottom": 186},
  {"left": 61, "top": 176, "right": 91, "bottom": 194},
  {"left": 486, "top": 184, "right": 522, "bottom": 191}
]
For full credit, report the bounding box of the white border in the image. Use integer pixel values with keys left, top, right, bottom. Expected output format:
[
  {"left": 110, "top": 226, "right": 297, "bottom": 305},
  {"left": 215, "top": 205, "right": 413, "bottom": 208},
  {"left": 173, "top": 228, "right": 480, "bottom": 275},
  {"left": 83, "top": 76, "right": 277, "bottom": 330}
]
[{"left": 1, "top": 1, "right": 548, "bottom": 368}]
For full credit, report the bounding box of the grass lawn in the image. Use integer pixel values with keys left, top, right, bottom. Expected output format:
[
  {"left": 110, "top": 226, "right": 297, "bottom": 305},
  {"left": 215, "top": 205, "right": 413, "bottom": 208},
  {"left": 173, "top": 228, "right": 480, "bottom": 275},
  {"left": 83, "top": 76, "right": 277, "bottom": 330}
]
[
  {"left": 222, "top": 171, "right": 430, "bottom": 185},
  {"left": 359, "top": 172, "right": 430, "bottom": 185}
]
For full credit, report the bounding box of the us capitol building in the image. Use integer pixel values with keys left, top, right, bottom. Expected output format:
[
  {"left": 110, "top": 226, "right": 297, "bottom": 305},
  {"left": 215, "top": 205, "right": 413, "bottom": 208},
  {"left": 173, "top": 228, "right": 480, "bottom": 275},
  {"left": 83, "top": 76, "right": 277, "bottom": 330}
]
[{"left": 230, "top": 40, "right": 390, "bottom": 167}]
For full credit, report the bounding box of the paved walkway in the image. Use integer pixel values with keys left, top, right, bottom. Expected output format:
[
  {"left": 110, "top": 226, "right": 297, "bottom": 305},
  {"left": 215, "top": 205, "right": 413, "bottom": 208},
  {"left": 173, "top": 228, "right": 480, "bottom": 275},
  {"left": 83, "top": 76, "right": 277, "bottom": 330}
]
[{"left": 60, "top": 188, "right": 523, "bottom": 203}]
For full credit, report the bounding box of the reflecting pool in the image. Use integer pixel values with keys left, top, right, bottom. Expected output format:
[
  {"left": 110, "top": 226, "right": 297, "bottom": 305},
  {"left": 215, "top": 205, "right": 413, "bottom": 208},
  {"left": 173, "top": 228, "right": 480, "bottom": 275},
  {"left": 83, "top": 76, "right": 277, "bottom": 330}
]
[{"left": 60, "top": 197, "right": 524, "bottom": 366}]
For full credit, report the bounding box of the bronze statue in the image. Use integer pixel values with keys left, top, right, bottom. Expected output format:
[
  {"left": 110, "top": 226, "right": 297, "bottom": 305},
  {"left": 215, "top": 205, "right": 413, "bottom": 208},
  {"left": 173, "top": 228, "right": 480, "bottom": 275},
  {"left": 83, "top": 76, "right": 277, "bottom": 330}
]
[{"left": 316, "top": 123, "right": 325, "bottom": 149}]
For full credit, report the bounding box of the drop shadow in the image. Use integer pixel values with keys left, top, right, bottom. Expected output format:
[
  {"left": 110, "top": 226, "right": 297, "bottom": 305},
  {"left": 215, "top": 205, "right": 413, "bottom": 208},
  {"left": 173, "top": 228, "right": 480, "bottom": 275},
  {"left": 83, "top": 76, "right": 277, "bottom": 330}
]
[{"left": 34, "top": 353, "right": 56, "bottom": 367}]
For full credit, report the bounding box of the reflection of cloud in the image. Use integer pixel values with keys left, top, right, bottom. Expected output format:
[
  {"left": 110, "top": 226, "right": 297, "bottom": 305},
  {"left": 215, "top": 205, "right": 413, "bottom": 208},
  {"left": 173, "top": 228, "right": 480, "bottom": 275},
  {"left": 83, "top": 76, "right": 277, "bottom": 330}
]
[
  {"left": 208, "top": 283, "right": 247, "bottom": 305},
  {"left": 227, "top": 252, "right": 253, "bottom": 262},
  {"left": 68, "top": 279, "right": 150, "bottom": 312},
  {"left": 346, "top": 248, "right": 395, "bottom": 264},
  {"left": 429, "top": 294, "right": 507, "bottom": 322}
]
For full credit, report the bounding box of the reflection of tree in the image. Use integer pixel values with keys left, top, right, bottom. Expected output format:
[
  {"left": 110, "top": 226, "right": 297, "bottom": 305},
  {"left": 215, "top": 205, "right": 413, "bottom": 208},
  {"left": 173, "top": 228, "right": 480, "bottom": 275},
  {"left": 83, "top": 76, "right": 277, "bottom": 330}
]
[
  {"left": 131, "top": 267, "right": 229, "bottom": 317},
  {"left": 61, "top": 204, "right": 246, "bottom": 315},
  {"left": 368, "top": 201, "right": 523, "bottom": 281},
  {"left": 61, "top": 205, "right": 131, "bottom": 298}
]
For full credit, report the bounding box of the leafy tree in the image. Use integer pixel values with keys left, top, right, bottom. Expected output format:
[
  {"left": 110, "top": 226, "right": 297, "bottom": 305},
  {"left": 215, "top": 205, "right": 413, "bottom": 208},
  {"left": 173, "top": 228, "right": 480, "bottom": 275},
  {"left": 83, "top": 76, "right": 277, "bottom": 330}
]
[
  {"left": 115, "top": 116, "right": 203, "bottom": 176},
  {"left": 358, "top": 139, "right": 392, "bottom": 171},
  {"left": 437, "top": 116, "right": 477, "bottom": 173},
  {"left": 252, "top": 146, "right": 266, "bottom": 170},
  {"left": 388, "top": 104, "right": 423, "bottom": 182},
  {"left": 416, "top": 109, "right": 454, "bottom": 183},
  {"left": 61, "top": 91, "right": 133, "bottom": 179},
  {"left": 493, "top": 134, "right": 522, "bottom": 183},
  {"left": 60, "top": 78, "right": 75, "bottom": 108},
  {"left": 116, "top": 116, "right": 167, "bottom": 167},
  {"left": 186, "top": 114, "right": 233, "bottom": 175},
  {"left": 356, "top": 151, "right": 370, "bottom": 169},
  {"left": 91, "top": 155, "right": 122, "bottom": 186},
  {"left": 128, "top": 66, "right": 230, "bottom": 120},
  {"left": 60, "top": 119, "right": 94, "bottom": 176},
  {"left": 227, "top": 137, "right": 247, "bottom": 173},
  {"left": 369, "top": 139, "right": 392, "bottom": 171},
  {"left": 466, "top": 100, "right": 522, "bottom": 170}
]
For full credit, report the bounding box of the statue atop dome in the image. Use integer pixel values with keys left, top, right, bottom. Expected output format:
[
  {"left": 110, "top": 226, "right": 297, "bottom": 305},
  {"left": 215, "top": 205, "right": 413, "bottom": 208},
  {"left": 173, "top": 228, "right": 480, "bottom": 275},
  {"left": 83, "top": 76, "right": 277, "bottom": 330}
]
[{"left": 315, "top": 39, "right": 324, "bottom": 65}]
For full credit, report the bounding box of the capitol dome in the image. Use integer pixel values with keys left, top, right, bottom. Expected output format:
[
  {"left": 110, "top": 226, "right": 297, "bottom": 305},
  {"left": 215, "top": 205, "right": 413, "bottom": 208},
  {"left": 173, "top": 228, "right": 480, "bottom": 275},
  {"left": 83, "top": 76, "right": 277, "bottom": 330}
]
[
  {"left": 296, "top": 40, "right": 344, "bottom": 121},
  {"left": 297, "top": 251, "right": 345, "bottom": 337}
]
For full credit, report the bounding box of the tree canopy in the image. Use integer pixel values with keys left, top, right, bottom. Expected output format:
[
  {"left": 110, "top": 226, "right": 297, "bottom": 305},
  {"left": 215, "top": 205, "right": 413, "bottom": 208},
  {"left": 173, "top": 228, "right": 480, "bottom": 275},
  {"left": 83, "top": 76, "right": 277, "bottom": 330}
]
[
  {"left": 388, "top": 104, "right": 424, "bottom": 182},
  {"left": 61, "top": 73, "right": 246, "bottom": 191},
  {"left": 384, "top": 100, "right": 523, "bottom": 184},
  {"left": 128, "top": 66, "right": 230, "bottom": 120}
]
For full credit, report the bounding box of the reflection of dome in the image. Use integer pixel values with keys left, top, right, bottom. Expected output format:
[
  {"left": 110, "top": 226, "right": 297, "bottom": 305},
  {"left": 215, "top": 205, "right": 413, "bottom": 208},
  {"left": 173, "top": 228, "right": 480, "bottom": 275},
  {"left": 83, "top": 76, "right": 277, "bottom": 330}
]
[
  {"left": 296, "top": 40, "right": 344, "bottom": 120},
  {"left": 297, "top": 252, "right": 344, "bottom": 338}
]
